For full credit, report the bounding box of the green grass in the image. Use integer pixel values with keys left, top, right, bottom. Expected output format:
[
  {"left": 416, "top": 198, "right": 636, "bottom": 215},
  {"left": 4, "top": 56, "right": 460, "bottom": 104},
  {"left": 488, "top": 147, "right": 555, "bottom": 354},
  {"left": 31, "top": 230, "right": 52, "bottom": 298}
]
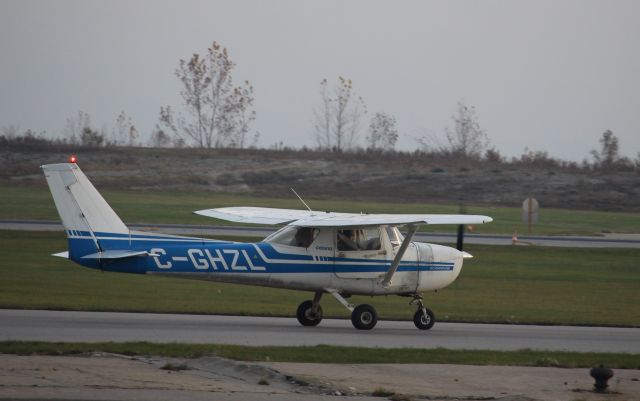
[
  {"left": 1, "top": 342, "right": 638, "bottom": 369},
  {"left": 1, "top": 230, "right": 639, "bottom": 326},
  {"left": 1, "top": 184, "right": 640, "bottom": 236}
]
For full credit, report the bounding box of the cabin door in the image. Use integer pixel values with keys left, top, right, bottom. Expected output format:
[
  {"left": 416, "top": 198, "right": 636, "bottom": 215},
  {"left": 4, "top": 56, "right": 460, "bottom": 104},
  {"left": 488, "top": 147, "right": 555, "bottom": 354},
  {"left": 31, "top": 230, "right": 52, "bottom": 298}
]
[{"left": 333, "top": 227, "right": 388, "bottom": 279}]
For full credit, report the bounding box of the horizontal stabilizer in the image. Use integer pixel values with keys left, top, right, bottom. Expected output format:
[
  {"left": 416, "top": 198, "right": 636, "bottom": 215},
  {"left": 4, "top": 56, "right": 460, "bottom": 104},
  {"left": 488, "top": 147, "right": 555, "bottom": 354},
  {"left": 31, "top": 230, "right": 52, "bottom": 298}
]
[
  {"left": 81, "top": 250, "right": 153, "bottom": 260},
  {"left": 52, "top": 251, "right": 69, "bottom": 259},
  {"left": 461, "top": 251, "right": 474, "bottom": 259}
]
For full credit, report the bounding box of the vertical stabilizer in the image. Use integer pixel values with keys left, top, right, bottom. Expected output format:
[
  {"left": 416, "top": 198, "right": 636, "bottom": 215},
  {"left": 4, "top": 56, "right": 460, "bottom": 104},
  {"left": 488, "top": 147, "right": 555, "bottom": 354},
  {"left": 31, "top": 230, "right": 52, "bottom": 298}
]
[{"left": 41, "top": 163, "right": 128, "bottom": 235}]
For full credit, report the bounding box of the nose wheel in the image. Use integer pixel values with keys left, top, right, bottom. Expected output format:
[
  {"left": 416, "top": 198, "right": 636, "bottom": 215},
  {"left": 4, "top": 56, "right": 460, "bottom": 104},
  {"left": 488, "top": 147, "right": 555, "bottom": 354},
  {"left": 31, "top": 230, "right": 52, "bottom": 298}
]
[{"left": 410, "top": 295, "right": 435, "bottom": 330}]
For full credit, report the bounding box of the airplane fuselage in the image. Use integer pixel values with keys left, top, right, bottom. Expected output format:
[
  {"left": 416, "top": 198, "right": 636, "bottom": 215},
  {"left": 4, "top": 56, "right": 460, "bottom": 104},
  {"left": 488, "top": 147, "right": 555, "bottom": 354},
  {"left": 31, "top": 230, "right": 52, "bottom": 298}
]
[{"left": 67, "top": 229, "right": 464, "bottom": 296}]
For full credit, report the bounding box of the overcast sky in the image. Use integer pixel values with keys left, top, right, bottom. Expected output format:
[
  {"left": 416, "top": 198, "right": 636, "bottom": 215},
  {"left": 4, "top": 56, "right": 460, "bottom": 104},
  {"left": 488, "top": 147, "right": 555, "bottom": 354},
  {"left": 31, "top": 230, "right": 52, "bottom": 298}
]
[{"left": 1, "top": 0, "right": 638, "bottom": 160}]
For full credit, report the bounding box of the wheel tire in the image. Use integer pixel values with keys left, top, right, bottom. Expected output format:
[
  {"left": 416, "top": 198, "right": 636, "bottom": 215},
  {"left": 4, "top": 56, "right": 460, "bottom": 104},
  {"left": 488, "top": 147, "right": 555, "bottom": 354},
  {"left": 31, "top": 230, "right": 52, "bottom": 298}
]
[
  {"left": 351, "top": 304, "right": 378, "bottom": 330},
  {"left": 296, "top": 300, "right": 323, "bottom": 327},
  {"left": 413, "top": 308, "right": 435, "bottom": 330}
]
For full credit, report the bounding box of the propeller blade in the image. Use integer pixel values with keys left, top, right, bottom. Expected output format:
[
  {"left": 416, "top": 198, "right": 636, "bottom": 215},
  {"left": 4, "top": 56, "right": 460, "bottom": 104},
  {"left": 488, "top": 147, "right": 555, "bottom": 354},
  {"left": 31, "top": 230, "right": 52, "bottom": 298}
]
[{"left": 456, "top": 224, "right": 464, "bottom": 251}]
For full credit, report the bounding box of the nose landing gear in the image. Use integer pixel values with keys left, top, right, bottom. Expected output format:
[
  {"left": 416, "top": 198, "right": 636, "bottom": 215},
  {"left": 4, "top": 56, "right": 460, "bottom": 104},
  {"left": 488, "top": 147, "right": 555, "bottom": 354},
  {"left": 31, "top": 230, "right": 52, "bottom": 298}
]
[{"left": 410, "top": 294, "right": 435, "bottom": 330}]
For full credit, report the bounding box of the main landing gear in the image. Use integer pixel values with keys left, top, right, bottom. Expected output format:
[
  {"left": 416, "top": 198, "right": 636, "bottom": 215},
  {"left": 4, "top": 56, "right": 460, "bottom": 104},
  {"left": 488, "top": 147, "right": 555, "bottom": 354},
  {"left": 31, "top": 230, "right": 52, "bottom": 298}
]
[
  {"left": 351, "top": 303, "right": 377, "bottom": 330},
  {"left": 296, "top": 290, "right": 379, "bottom": 330},
  {"left": 296, "top": 291, "right": 323, "bottom": 326},
  {"left": 295, "top": 291, "right": 436, "bottom": 330}
]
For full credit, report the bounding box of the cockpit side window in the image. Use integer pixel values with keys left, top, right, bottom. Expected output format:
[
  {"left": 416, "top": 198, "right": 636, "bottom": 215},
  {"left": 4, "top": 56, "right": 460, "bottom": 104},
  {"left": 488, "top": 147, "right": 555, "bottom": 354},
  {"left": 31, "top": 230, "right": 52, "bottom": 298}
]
[
  {"left": 337, "top": 228, "right": 381, "bottom": 251},
  {"left": 265, "top": 226, "right": 319, "bottom": 248}
]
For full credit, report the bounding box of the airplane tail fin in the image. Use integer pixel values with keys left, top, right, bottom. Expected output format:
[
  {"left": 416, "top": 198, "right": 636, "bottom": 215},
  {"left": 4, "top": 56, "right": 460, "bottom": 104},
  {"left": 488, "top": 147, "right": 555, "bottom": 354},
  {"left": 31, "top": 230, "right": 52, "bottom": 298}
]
[{"left": 41, "top": 163, "right": 129, "bottom": 239}]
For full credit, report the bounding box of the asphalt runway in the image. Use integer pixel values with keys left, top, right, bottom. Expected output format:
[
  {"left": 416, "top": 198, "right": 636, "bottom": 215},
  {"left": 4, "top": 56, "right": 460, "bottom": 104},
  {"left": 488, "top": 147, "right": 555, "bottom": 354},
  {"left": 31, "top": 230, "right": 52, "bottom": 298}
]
[
  {"left": 2, "top": 219, "right": 640, "bottom": 248},
  {"left": 2, "top": 309, "right": 638, "bottom": 353}
]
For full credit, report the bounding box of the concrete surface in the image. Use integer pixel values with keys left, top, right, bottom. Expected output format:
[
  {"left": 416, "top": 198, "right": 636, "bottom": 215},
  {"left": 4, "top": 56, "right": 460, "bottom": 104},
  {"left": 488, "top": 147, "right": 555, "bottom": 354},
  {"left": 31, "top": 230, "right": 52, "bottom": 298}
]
[{"left": 2, "top": 309, "right": 639, "bottom": 353}]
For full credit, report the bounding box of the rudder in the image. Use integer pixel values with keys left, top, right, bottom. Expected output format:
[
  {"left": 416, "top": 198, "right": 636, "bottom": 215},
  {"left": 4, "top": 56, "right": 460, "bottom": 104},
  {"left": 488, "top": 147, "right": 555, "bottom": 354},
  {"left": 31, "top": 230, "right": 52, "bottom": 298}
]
[{"left": 41, "top": 163, "right": 128, "bottom": 236}]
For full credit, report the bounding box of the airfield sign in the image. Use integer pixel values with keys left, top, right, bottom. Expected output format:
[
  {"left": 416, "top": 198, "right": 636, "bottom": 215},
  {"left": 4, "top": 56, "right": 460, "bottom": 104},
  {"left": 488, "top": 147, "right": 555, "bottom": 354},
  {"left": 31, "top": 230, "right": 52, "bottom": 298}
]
[{"left": 522, "top": 197, "right": 539, "bottom": 233}]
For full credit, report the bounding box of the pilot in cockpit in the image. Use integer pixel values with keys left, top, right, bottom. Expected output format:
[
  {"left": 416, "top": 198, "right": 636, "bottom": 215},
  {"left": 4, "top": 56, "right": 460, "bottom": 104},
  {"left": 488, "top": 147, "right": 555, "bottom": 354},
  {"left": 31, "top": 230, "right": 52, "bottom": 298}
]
[{"left": 337, "top": 229, "right": 358, "bottom": 251}]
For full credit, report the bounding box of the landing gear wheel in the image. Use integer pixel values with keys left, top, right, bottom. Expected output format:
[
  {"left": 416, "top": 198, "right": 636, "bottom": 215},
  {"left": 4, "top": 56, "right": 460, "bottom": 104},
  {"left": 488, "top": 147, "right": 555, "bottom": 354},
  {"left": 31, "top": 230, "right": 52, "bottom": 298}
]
[
  {"left": 296, "top": 300, "right": 323, "bottom": 326},
  {"left": 413, "top": 307, "right": 435, "bottom": 330},
  {"left": 351, "top": 304, "right": 378, "bottom": 330}
]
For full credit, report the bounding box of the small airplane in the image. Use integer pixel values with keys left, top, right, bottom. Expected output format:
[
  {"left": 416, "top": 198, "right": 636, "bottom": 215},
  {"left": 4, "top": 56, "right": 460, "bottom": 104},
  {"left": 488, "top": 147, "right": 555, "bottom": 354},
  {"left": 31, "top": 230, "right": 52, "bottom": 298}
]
[{"left": 42, "top": 160, "right": 492, "bottom": 330}]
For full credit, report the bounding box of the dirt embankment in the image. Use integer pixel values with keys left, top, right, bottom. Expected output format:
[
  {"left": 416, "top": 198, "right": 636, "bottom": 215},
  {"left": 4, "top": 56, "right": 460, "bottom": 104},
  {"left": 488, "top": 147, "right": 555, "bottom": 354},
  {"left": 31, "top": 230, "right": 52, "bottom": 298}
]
[
  {"left": 1, "top": 354, "right": 638, "bottom": 401},
  {"left": 2, "top": 145, "right": 639, "bottom": 212}
]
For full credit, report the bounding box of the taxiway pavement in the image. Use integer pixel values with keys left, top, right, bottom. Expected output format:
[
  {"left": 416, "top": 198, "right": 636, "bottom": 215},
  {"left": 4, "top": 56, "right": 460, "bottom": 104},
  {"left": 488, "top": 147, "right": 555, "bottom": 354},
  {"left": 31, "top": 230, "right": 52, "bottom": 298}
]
[{"left": 1, "top": 309, "right": 638, "bottom": 353}]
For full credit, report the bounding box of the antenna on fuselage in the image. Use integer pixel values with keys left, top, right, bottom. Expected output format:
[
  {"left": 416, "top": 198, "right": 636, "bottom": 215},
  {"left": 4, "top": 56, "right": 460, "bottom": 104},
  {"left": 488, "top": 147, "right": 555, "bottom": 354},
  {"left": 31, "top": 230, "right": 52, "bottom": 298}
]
[{"left": 290, "top": 187, "right": 313, "bottom": 213}]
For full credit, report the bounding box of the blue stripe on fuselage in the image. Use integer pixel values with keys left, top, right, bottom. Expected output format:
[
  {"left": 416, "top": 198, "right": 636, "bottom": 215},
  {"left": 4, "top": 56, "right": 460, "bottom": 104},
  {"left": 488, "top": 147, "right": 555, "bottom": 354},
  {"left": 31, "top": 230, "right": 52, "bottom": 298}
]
[{"left": 66, "top": 234, "right": 454, "bottom": 274}]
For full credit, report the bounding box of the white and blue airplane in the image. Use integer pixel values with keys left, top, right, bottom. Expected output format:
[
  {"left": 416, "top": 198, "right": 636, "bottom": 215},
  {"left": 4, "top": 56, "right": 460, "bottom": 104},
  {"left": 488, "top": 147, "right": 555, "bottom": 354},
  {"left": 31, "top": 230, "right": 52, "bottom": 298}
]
[{"left": 43, "top": 161, "right": 492, "bottom": 330}]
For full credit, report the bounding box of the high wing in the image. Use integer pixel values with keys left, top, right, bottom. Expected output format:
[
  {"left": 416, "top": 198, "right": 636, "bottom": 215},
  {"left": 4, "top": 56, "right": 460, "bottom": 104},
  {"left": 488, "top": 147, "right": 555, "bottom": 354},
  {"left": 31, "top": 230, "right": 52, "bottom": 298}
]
[
  {"left": 194, "top": 206, "right": 493, "bottom": 227},
  {"left": 195, "top": 207, "right": 325, "bottom": 225}
]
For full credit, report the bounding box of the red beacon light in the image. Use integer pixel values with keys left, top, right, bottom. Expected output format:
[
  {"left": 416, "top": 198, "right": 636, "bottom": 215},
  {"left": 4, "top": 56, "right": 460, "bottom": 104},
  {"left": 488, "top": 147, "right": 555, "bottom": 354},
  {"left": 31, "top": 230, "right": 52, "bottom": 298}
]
[{"left": 69, "top": 155, "right": 78, "bottom": 164}]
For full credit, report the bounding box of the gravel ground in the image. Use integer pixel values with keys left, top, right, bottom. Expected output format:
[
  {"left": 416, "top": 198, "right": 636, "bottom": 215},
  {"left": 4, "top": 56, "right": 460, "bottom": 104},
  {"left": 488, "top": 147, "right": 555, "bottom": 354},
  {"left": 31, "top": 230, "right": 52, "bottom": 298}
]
[
  {"left": 1, "top": 354, "right": 638, "bottom": 401},
  {"left": 3, "top": 145, "right": 639, "bottom": 211}
]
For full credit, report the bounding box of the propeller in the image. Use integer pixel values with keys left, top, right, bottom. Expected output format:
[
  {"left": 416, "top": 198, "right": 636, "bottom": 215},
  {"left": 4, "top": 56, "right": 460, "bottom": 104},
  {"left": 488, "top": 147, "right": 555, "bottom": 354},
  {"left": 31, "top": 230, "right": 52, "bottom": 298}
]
[
  {"left": 456, "top": 223, "right": 464, "bottom": 251},
  {"left": 456, "top": 203, "right": 466, "bottom": 251}
]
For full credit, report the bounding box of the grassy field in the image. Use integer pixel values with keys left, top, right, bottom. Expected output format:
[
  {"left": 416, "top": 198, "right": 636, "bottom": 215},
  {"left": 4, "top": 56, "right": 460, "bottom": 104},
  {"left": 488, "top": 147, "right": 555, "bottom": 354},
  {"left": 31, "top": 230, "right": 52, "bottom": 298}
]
[
  {"left": 1, "top": 341, "right": 638, "bottom": 368},
  {"left": 1, "top": 230, "right": 638, "bottom": 326},
  {"left": 2, "top": 184, "right": 640, "bottom": 236}
]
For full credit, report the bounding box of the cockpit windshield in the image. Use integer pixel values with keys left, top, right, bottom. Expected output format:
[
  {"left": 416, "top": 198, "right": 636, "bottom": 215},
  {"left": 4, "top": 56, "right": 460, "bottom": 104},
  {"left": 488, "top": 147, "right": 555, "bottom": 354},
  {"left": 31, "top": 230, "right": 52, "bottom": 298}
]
[
  {"left": 385, "top": 226, "right": 405, "bottom": 248},
  {"left": 265, "top": 226, "right": 319, "bottom": 248}
]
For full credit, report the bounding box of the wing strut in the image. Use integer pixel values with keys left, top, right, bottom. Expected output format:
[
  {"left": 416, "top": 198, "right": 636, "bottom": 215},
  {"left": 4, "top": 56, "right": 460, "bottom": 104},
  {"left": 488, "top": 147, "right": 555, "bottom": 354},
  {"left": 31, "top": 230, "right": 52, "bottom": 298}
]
[
  {"left": 380, "top": 224, "right": 418, "bottom": 288},
  {"left": 326, "top": 288, "right": 354, "bottom": 312}
]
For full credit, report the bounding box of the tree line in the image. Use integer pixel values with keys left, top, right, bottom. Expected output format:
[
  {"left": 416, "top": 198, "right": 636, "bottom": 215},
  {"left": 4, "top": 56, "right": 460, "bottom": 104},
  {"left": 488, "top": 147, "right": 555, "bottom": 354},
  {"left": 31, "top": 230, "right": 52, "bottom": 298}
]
[{"left": 1, "top": 40, "right": 639, "bottom": 171}]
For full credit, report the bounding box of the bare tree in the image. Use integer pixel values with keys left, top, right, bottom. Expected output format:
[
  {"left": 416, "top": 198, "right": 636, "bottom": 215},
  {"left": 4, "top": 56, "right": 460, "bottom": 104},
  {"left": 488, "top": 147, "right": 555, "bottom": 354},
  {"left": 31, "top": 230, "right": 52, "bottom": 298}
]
[
  {"left": 413, "top": 100, "right": 488, "bottom": 158},
  {"left": 444, "top": 100, "right": 489, "bottom": 158},
  {"left": 313, "top": 77, "right": 366, "bottom": 151},
  {"left": 591, "top": 129, "right": 619, "bottom": 169},
  {"left": 221, "top": 83, "right": 257, "bottom": 148},
  {"left": 159, "top": 41, "right": 255, "bottom": 148},
  {"left": 64, "top": 111, "right": 92, "bottom": 145},
  {"left": 366, "top": 112, "right": 398, "bottom": 151},
  {"left": 114, "top": 111, "right": 138, "bottom": 146},
  {"left": 313, "top": 79, "right": 333, "bottom": 150}
]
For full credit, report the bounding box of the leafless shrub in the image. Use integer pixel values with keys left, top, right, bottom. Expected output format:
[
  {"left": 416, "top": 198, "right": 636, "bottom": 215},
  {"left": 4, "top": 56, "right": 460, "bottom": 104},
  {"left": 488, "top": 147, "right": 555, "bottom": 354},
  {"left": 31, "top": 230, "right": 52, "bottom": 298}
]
[
  {"left": 313, "top": 77, "right": 366, "bottom": 151},
  {"left": 366, "top": 112, "right": 398, "bottom": 151}
]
